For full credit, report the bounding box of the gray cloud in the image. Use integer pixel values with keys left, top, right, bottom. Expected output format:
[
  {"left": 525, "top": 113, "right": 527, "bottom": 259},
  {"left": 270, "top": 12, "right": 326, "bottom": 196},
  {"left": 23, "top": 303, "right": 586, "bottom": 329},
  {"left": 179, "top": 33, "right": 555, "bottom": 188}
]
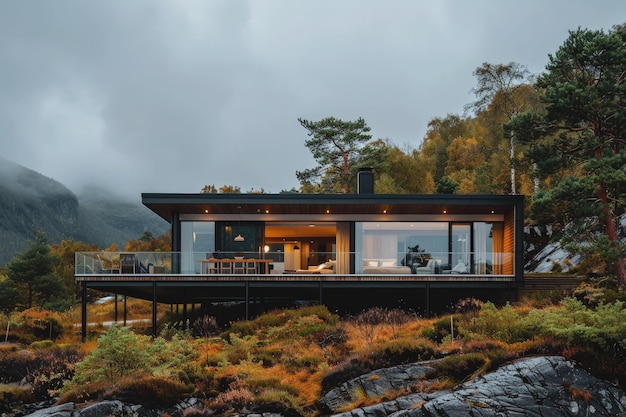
[{"left": 1, "top": 0, "right": 623, "bottom": 199}]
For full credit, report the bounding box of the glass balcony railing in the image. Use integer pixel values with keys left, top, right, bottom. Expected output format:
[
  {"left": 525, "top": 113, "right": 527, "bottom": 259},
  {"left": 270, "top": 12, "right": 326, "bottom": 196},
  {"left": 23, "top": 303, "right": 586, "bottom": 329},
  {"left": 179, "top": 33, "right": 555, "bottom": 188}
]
[{"left": 75, "top": 251, "right": 514, "bottom": 276}]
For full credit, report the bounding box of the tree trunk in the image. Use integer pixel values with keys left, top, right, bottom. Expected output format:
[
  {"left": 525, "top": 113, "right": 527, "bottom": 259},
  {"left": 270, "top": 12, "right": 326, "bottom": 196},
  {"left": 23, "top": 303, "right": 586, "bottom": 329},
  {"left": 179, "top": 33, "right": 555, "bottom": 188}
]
[
  {"left": 510, "top": 131, "right": 516, "bottom": 194},
  {"left": 598, "top": 181, "right": 626, "bottom": 287}
]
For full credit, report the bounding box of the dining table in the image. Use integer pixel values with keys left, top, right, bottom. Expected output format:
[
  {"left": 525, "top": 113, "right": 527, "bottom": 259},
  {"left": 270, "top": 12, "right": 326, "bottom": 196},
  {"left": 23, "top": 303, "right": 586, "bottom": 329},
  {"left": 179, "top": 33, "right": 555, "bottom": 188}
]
[{"left": 199, "top": 258, "right": 272, "bottom": 274}]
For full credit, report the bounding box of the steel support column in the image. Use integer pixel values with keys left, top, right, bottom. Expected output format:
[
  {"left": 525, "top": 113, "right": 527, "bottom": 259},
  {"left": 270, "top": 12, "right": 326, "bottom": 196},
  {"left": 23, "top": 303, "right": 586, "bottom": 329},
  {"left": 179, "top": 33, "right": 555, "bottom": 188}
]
[
  {"left": 152, "top": 282, "right": 157, "bottom": 338},
  {"left": 425, "top": 282, "right": 430, "bottom": 318},
  {"left": 319, "top": 281, "right": 323, "bottom": 304},
  {"left": 81, "top": 282, "right": 87, "bottom": 342},
  {"left": 245, "top": 281, "right": 250, "bottom": 320}
]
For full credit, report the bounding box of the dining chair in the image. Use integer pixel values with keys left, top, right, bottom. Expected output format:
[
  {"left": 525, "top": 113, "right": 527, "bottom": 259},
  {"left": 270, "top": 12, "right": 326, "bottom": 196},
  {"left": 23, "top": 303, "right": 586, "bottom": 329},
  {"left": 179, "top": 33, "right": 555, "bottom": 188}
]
[
  {"left": 245, "top": 259, "right": 257, "bottom": 274},
  {"left": 207, "top": 258, "right": 220, "bottom": 274},
  {"left": 233, "top": 259, "right": 246, "bottom": 274},
  {"left": 220, "top": 259, "right": 233, "bottom": 274}
]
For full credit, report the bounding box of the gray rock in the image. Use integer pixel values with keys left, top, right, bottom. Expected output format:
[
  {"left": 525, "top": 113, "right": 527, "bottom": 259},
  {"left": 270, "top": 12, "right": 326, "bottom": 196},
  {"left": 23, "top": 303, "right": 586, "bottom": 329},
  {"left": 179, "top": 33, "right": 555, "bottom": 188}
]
[
  {"left": 77, "top": 401, "right": 124, "bottom": 417},
  {"left": 324, "top": 356, "right": 626, "bottom": 417},
  {"left": 321, "top": 362, "right": 438, "bottom": 413},
  {"left": 336, "top": 356, "right": 626, "bottom": 417},
  {"left": 22, "top": 403, "right": 74, "bottom": 417}
]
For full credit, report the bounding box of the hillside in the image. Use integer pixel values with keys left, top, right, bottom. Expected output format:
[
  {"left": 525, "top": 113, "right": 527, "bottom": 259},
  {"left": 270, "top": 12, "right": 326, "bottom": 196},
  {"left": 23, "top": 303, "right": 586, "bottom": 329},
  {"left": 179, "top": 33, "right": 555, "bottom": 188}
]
[{"left": 0, "top": 157, "right": 168, "bottom": 266}]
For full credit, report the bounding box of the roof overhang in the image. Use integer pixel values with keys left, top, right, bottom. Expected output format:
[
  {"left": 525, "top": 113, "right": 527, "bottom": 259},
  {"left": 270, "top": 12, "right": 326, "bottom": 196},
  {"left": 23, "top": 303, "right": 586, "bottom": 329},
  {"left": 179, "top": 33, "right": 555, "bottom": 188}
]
[{"left": 142, "top": 193, "right": 524, "bottom": 223}]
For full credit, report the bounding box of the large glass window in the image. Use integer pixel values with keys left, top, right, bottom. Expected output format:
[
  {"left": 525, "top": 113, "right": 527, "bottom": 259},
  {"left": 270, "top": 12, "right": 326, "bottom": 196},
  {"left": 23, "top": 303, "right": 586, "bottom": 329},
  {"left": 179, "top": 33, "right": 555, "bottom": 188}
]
[
  {"left": 474, "top": 222, "right": 504, "bottom": 274},
  {"left": 355, "top": 221, "right": 505, "bottom": 274},
  {"left": 451, "top": 224, "right": 471, "bottom": 273},
  {"left": 181, "top": 221, "right": 215, "bottom": 273},
  {"left": 355, "top": 222, "right": 449, "bottom": 272}
]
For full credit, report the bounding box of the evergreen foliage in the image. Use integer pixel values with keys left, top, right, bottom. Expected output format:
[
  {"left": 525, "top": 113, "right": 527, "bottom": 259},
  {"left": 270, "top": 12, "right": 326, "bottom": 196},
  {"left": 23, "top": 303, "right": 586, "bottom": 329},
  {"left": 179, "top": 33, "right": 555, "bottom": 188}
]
[
  {"left": 510, "top": 24, "right": 626, "bottom": 286},
  {"left": 5, "top": 231, "right": 63, "bottom": 310},
  {"left": 296, "top": 117, "right": 386, "bottom": 193}
]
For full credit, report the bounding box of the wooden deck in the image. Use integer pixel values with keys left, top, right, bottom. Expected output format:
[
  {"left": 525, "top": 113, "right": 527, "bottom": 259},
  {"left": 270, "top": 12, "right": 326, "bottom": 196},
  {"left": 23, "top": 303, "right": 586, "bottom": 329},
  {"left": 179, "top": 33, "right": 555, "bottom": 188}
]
[{"left": 76, "top": 272, "right": 516, "bottom": 282}]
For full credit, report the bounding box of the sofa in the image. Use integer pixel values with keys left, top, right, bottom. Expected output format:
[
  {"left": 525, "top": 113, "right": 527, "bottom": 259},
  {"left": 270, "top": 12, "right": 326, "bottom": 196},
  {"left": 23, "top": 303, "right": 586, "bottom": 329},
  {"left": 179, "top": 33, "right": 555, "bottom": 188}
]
[
  {"left": 295, "top": 260, "right": 336, "bottom": 274},
  {"left": 362, "top": 259, "right": 411, "bottom": 274},
  {"left": 413, "top": 258, "right": 442, "bottom": 274}
]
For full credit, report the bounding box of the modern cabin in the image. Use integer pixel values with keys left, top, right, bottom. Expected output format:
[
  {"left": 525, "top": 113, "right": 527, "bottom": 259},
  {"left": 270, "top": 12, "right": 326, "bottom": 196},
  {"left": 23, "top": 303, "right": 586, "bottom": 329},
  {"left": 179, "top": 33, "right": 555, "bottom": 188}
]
[{"left": 75, "top": 173, "right": 524, "bottom": 338}]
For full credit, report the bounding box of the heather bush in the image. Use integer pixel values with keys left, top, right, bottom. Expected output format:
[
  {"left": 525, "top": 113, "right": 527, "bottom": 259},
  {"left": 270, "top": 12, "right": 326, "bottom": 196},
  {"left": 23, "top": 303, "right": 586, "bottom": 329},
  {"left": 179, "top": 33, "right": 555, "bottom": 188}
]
[
  {"left": 385, "top": 308, "right": 411, "bottom": 338},
  {"left": 285, "top": 304, "right": 339, "bottom": 326},
  {"left": 113, "top": 376, "right": 191, "bottom": 407},
  {"left": 256, "top": 388, "right": 306, "bottom": 417},
  {"left": 367, "top": 337, "right": 437, "bottom": 367},
  {"left": 0, "top": 345, "right": 83, "bottom": 400},
  {"left": 573, "top": 276, "right": 626, "bottom": 307},
  {"left": 421, "top": 315, "right": 462, "bottom": 343},
  {"left": 426, "top": 352, "right": 488, "bottom": 383},
  {"left": 314, "top": 326, "right": 349, "bottom": 362},
  {"left": 223, "top": 320, "right": 256, "bottom": 338},
  {"left": 30, "top": 339, "right": 54, "bottom": 349},
  {"left": 211, "top": 379, "right": 255, "bottom": 410},
  {"left": 0, "top": 385, "right": 35, "bottom": 411},
  {"left": 245, "top": 375, "right": 300, "bottom": 396},
  {"left": 351, "top": 307, "right": 391, "bottom": 344}
]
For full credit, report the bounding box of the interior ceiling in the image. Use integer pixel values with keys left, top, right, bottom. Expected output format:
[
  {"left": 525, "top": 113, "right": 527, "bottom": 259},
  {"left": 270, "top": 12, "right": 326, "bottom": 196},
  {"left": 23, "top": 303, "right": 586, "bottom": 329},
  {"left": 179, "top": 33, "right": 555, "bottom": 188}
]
[{"left": 265, "top": 222, "right": 336, "bottom": 239}]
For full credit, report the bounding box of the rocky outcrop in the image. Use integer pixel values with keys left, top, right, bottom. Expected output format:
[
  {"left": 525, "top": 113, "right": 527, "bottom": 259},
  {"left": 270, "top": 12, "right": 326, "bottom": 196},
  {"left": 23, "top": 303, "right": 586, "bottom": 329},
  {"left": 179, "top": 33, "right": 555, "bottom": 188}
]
[
  {"left": 326, "top": 356, "right": 626, "bottom": 417},
  {"left": 320, "top": 362, "right": 445, "bottom": 413},
  {"left": 18, "top": 357, "right": 626, "bottom": 417}
]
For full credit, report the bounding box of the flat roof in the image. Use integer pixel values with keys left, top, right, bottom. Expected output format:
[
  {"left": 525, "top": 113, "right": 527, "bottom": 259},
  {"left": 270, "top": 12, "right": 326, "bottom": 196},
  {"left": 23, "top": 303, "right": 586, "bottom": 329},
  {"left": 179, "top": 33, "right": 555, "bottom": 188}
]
[{"left": 142, "top": 193, "right": 524, "bottom": 223}]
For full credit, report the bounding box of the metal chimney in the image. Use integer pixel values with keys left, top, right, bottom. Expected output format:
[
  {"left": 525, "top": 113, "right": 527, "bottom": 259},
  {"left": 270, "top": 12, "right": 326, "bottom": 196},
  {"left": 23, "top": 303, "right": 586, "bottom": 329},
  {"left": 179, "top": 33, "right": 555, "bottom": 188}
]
[{"left": 357, "top": 168, "right": 374, "bottom": 194}]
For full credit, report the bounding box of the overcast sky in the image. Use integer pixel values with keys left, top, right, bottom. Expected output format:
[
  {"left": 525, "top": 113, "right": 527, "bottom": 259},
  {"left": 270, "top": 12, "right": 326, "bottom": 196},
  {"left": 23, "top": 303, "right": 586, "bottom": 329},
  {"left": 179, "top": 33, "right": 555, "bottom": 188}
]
[{"left": 1, "top": 1, "right": 624, "bottom": 200}]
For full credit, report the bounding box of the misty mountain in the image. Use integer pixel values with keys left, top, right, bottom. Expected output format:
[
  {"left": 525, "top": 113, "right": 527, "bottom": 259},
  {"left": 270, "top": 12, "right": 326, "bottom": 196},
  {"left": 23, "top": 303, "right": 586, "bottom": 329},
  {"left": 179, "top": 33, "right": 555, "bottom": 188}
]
[{"left": 0, "top": 157, "right": 168, "bottom": 266}]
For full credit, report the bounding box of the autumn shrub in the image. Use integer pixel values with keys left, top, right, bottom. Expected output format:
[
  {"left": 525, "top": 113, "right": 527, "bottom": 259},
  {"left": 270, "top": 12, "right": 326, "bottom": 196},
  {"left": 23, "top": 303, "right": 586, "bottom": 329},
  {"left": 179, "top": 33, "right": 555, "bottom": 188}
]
[
  {"left": 113, "top": 376, "right": 192, "bottom": 407},
  {"left": 191, "top": 315, "right": 220, "bottom": 338},
  {"left": 573, "top": 276, "right": 626, "bottom": 307},
  {"left": 0, "top": 345, "right": 83, "bottom": 400},
  {"left": 350, "top": 307, "right": 391, "bottom": 344},
  {"left": 30, "top": 346, "right": 83, "bottom": 400},
  {"left": 0, "top": 385, "right": 35, "bottom": 411},
  {"left": 256, "top": 388, "right": 306, "bottom": 417},
  {"left": 426, "top": 352, "right": 488, "bottom": 383},
  {"left": 313, "top": 326, "right": 349, "bottom": 363},
  {"left": 453, "top": 297, "right": 485, "bottom": 314},
  {"left": 292, "top": 315, "right": 337, "bottom": 339},
  {"left": 56, "top": 380, "right": 114, "bottom": 404},
  {"left": 30, "top": 340, "right": 54, "bottom": 349},
  {"left": 462, "top": 302, "right": 535, "bottom": 343},
  {"left": 62, "top": 325, "right": 199, "bottom": 400},
  {"left": 421, "top": 315, "right": 462, "bottom": 343},
  {"left": 223, "top": 320, "right": 256, "bottom": 338},
  {"left": 288, "top": 352, "right": 325, "bottom": 370},
  {"left": 244, "top": 375, "right": 290, "bottom": 392},
  {"left": 320, "top": 335, "right": 439, "bottom": 393},
  {"left": 220, "top": 334, "right": 260, "bottom": 365},
  {"left": 0, "top": 349, "right": 36, "bottom": 383},
  {"left": 211, "top": 379, "right": 255, "bottom": 411},
  {"left": 367, "top": 337, "right": 437, "bottom": 368},
  {"left": 286, "top": 304, "right": 339, "bottom": 326},
  {"left": 13, "top": 310, "right": 64, "bottom": 341},
  {"left": 528, "top": 298, "right": 626, "bottom": 385}
]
